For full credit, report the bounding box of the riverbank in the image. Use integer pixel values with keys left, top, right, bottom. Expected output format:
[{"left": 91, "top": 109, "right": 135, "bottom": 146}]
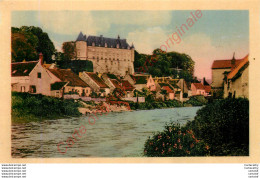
[
  {"left": 144, "top": 98, "right": 249, "bottom": 156},
  {"left": 128, "top": 95, "right": 208, "bottom": 110},
  {"left": 12, "top": 92, "right": 82, "bottom": 123},
  {"left": 12, "top": 92, "right": 208, "bottom": 123},
  {"left": 11, "top": 92, "right": 130, "bottom": 123}
]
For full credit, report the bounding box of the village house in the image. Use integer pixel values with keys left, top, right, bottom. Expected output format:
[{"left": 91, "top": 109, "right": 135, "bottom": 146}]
[
  {"left": 158, "top": 83, "right": 175, "bottom": 100},
  {"left": 224, "top": 54, "right": 249, "bottom": 98},
  {"left": 79, "top": 72, "right": 110, "bottom": 96},
  {"left": 11, "top": 53, "right": 60, "bottom": 96},
  {"left": 101, "top": 73, "right": 121, "bottom": 91},
  {"left": 121, "top": 80, "right": 135, "bottom": 97},
  {"left": 191, "top": 83, "right": 206, "bottom": 96},
  {"left": 202, "top": 78, "right": 211, "bottom": 96},
  {"left": 124, "top": 74, "right": 150, "bottom": 91},
  {"left": 146, "top": 75, "right": 157, "bottom": 91},
  {"left": 211, "top": 53, "right": 243, "bottom": 98},
  {"left": 48, "top": 69, "right": 91, "bottom": 97},
  {"left": 154, "top": 77, "right": 189, "bottom": 98}
]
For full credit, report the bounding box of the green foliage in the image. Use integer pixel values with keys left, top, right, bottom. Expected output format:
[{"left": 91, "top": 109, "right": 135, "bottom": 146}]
[
  {"left": 144, "top": 124, "right": 210, "bottom": 157},
  {"left": 134, "top": 49, "right": 195, "bottom": 82},
  {"left": 184, "top": 95, "right": 208, "bottom": 106},
  {"left": 128, "top": 100, "right": 183, "bottom": 110},
  {"left": 186, "top": 98, "right": 249, "bottom": 156},
  {"left": 12, "top": 92, "right": 81, "bottom": 123},
  {"left": 11, "top": 26, "right": 55, "bottom": 63}
]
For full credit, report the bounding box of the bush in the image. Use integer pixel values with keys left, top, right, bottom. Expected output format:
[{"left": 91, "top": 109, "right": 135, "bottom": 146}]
[
  {"left": 185, "top": 95, "right": 207, "bottom": 106},
  {"left": 186, "top": 98, "right": 249, "bottom": 156},
  {"left": 12, "top": 92, "right": 81, "bottom": 122},
  {"left": 144, "top": 124, "right": 210, "bottom": 157}
]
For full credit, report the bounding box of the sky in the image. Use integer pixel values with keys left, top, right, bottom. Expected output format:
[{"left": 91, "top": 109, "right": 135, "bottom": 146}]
[{"left": 12, "top": 10, "right": 249, "bottom": 80}]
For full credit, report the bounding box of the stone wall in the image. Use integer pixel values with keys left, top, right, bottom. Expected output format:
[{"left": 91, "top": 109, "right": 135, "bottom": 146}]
[{"left": 74, "top": 41, "right": 134, "bottom": 76}]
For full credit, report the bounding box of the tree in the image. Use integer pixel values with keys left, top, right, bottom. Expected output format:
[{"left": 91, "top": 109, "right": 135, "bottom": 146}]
[
  {"left": 62, "top": 42, "right": 76, "bottom": 60},
  {"left": 134, "top": 48, "right": 196, "bottom": 82},
  {"left": 11, "top": 31, "right": 38, "bottom": 62},
  {"left": 11, "top": 26, "right": 55, "bottom": 63}
]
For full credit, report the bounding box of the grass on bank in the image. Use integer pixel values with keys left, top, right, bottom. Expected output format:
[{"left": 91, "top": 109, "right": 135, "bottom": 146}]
[
  {"left": 128, "top": 95, "right": 208, "bottom": 110},
  {"left": 12, "top": 92, "right": 82, "bottom": 123}
]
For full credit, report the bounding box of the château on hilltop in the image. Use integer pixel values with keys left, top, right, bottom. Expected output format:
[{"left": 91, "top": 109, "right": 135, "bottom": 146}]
[{"left": 72, "top": 32, "right": 135, "bottom": 76}]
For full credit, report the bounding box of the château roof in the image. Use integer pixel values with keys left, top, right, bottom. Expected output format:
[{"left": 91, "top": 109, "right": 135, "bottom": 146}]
[
  {"left": 48, "top": 69, "right": 89, "bottom": 87},
  {"left": 11, "top": 61, "right": 38, "bottom": 77},
  {"left": 76, "top": 32, "right": 133, "bottom": 49}
]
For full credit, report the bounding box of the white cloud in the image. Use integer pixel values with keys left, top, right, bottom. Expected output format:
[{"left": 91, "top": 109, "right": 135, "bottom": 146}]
[
  {"left": 38, "top": 11, "right": 172, "bottom": 36},
  {"left": 127, "top": 27, "right": 169, "bottom": 54},
  {"left": 38, "top": 11, "right": 99, "bottom": 35}
]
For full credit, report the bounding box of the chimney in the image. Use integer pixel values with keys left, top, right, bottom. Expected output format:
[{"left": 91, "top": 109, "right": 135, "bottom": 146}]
[
  {"left": 39, "top": 52, "right": 43, "bottom": 65},
  {"left": 231, "top": 52, "right": 236, "bottom": 70}
]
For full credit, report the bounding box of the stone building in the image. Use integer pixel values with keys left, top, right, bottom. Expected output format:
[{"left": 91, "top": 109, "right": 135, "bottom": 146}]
[
  {"left": 73, "top": 32, "right": 135, "bottom": 76},
  {"left": 211, "top": 53, "right": 243, "bottom": 98},
  {"left": 224, "top": 54, "right": 249, "bottom": 98}
]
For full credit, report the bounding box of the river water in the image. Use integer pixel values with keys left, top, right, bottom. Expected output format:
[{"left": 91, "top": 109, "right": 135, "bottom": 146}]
[{"left": 12, "top": 107, "right": 201, "bottom": 158}]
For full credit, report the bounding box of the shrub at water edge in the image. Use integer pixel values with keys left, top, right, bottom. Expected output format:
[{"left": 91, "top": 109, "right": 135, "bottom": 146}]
[
  {"left": 144, "top": 124, "right": 210, "bottom": 157},
  {"left": 186, "top": 97, "right": 249, "bottom": 156}
]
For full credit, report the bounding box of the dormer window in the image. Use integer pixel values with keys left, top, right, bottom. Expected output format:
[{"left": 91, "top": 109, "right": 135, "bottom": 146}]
[{"left": 12, "top": 70, "right": 17, "bottom": 74}]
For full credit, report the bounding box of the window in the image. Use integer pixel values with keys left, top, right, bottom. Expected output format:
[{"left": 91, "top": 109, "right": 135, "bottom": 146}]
[
  {"left": 37, "top": 72, "right": 41, "bottom": 79},
  {"left": 21, "top": 86, "right": 26, "bottom": 92},
  {"left": 30, "top": 85, "right": 36, "bottom": 93}
]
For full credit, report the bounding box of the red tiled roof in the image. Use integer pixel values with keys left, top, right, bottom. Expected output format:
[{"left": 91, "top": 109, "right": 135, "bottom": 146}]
[
  {"left": 162, "top": 86, "right": 174, "bottom": 93},
  {"left": 121, "top": 80, "right": 135, "bottom": 91},
  {"left": 192, "top": 83, "right": 205, "bottom": 90},
  {"left": 49, "top": 69, "right": 89, "bottom": 87},
  {"left": 204, "top": 85, "right": 211, "bottom": 93},
  {"left": 211, "top": 59, "right": 243, "bottom": 69},
  {"left": 227, "top": 54, "right": 249, "bottom": 80},
  {"left": 86, "top": 72, "right": 109, "bottom": 88},
  {"left": 110, "top": 79, "right": 123, "bottom": 89},
  {"left": 11, "top": 61, "right": 38, "bottom": 77}
]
